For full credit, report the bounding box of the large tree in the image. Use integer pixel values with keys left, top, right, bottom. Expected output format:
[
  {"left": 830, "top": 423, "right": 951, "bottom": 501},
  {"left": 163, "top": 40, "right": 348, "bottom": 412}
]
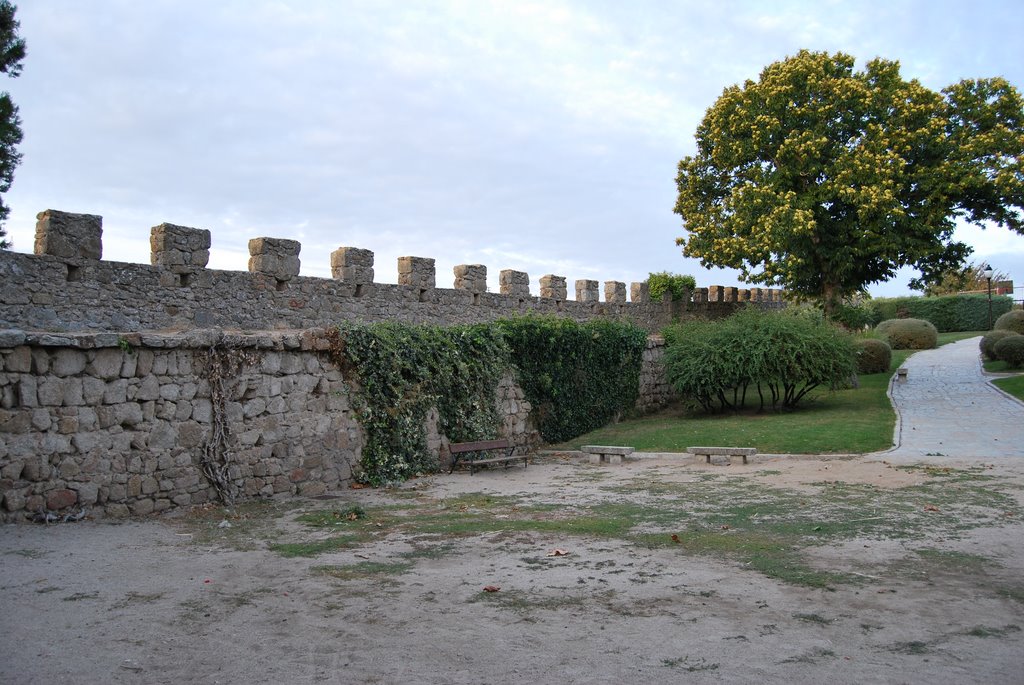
[
  {"left": 0, "top": 1, "right": 24, "bottom": 250},
  {"left": 674, "top": 50, "right": 1024, "bottom": 315}
]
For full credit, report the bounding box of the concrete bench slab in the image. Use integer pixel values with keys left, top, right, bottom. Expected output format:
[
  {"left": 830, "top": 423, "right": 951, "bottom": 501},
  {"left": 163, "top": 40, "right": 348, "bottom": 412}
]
[
  {"left": 581, "top": 445, "right": 635, "bottom": 465},
  {"left": 688, "top": 446, "right": 757, "bottom": 465}
]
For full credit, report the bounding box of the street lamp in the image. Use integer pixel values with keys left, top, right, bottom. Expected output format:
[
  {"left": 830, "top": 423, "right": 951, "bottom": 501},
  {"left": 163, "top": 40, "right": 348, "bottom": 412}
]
[{"left": 982, "top": 263, "right": 994, "bottom": 329}]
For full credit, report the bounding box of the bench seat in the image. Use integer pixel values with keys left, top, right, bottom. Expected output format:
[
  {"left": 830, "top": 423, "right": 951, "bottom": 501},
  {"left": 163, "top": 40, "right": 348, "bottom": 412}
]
[
  {"left": 688, "top": 446, "right": 757, "bottom": 465},
  {"left": 449, "top": 439, "right": 528, "bottom": 475},
  {"left": 581, "top": 445, "right": 635, "bottom": 465}
]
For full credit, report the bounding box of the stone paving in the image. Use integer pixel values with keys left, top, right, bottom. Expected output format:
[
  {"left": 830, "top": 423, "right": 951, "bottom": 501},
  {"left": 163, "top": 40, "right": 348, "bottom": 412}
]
[{"left": 881, "top": 336, "right": 1024, "bottom": 460}]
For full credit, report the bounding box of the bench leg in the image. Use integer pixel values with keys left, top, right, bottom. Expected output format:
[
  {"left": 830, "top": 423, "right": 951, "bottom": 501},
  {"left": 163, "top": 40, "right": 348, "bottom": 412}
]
[
  {"left": 589, "top": 454, "right": 601, "bottom": 465},
  {"left": 742, "top": 454, "right": 748, "bottom": 465},
  {"left": 607, "top": 454, "right": 622, "bottom": 465},
  {"left": 705, "top": 454, "right": 711, "bottom": 464}
]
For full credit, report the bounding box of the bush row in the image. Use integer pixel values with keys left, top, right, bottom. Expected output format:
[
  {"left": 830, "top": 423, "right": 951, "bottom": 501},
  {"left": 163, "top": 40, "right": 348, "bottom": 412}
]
[{"left": 857, "top": 294, "right": 1013, "bottom": 332}]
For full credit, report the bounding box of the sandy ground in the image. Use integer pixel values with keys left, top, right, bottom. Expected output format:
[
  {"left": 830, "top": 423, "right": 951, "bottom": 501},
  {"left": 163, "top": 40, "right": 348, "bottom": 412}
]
[{"left": 3, "top": 454, "right": 1023, "bottom": 684}]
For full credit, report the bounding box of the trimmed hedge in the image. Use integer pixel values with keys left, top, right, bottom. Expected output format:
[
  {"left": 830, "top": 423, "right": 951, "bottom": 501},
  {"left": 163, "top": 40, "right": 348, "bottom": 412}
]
[
  {"left": 995, "top": 310, "right": 1024, "bottom": 334},
  {"left": 876, "top": 318, "right": 938, "bottom": 350},
  {"left": 866, "top": 294, "right": 1013, "bottom": 332},
  {"left": 980, "top": 330, "right": 1019, "bottom": 361},
  {"left": 994, "top": 335, "right": 1024, "bottom": 369},
  {"left": 855, "top": 338, "right": 892, "bottom": 374}
]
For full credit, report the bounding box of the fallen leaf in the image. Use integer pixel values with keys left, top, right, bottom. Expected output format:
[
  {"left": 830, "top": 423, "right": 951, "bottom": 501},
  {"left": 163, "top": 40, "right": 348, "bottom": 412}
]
[
  {"left": 547, "top": 549, "right": 570, "bottom": 557},
  {"left": 350, "top": 483, "right": 367, "bottom": 490},
  {"left": 670, "top": 534, "right": 680, "bottom": 543},
  {"left": 721, "top": 525, "right": 730, "bottom": 530},
  {"left": 924, "top": 505, "right": 940, "bottom": 512},
  {"left": 483, "top": 585, "right": 501, "bottom": 593}
]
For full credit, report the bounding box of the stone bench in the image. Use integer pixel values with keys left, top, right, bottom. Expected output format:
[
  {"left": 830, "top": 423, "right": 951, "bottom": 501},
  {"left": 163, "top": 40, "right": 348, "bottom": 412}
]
[
  {"left": 581, "top": 445, "right": 635, "bottom": 465},
  {"left": 688, "top": 446, "right": 757, "bottom": 465}
]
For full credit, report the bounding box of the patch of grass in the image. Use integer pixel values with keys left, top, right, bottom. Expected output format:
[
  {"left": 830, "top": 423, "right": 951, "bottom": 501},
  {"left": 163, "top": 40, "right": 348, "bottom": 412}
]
[
  {"left": 112, "top": 591, "right": 165, "bottom": 609},
  {"left": 936, "top": 332, "right": 985, "bottom": 346},
  {"left": 997, "top": 587, "right": 1024, "bottom": 604},
  {"left": 179, "top": 499, "right": 297, "bottom": 550},
  {"left": 792, "top": 612, "right": 833, "bottom": 624},
  {"left": 779, "top": 647, "right": 836, "bottom": 664},
  {"left": 270, "top": 535, "right": 361, "bottom": 558},
  {"left": 313, "top": 561, "right": 413, "bottom": 580},
  {"left": 399, "top": 542, "right": 459, "bottom": 560},
  {"left": 890, "top": 640, "right": 930, "bottom": 655},
  {"left": 661, "top": 656, "right": 719, "bottom": 671},
  {"left": 964, "top": 624, "right": 1020, "bottom": 638},
  {"left": 7, "top": 548, "right": 48, "bottom": 559},
  {"left": 993, "top": 375, "right": 1024, "bottom": 401},
  {"left": 470, "top": 588, "right": 590, "bottom": 613},
  {"left": 913, "top": 548, "right": 992, "bottom": 570}
]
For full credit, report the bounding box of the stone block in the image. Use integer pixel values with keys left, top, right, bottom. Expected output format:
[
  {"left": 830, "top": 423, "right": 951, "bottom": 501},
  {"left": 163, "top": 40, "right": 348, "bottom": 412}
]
[
  {"left": 34, "top": 210, "right": 103, "bottom": 260},
  {"left": 51, "top": 349, "right": 86, "bottom": 377},
  {"left": 248, "top": 237, "right": 302, "bottom": 280},
  {"left": 708, "top": 285, "right": 725, "bottom": 302},
  {"left": 723, "top": 287, "right": 738, "bottom": 302},
  {"left": 630, "top": 282, "right": 650, "bottom": 303},
  {"left": 575, "top": 280, "right": 599, "bottom": 303},
  {"left": 330, "top": 247, "right": 374, "bottom": 283},
  {"left": 397, "top": 256, "right": 435, "bottom": 289},
  {"left": 46, "top": 488, "right": 78, "bottom": 510},
  {"left": 150, "top": 223, "right": 211, "bottom": 269},
  {"left": 539, "top": 275, "right": 567, "bottom": 300},
  {"left": 454, "top": 264, "right": 487, "bottom": 293},
  {"left": 604, "top": 281, "right": 626, "bottom": 304},
  {"left": 499, "top": 270, "right": 530, "bottom": 296}
]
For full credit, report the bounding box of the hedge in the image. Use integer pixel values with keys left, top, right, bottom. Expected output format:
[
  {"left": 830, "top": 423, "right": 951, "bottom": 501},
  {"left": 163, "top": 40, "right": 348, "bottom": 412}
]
[{"left": 865, "top": 294, "right": 1013, "bottom": 332}]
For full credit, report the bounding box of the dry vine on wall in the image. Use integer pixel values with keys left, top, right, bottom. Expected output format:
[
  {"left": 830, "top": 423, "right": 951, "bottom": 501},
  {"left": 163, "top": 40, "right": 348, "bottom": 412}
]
[{"left": 197, "top": 345, "right": 258, "bottom": 504}]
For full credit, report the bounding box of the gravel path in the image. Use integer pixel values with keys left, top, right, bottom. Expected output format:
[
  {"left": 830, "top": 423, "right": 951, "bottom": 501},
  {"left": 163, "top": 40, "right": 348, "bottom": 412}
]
[{"left": 883, "top": 337, "right": 1024, "bottom": 460}]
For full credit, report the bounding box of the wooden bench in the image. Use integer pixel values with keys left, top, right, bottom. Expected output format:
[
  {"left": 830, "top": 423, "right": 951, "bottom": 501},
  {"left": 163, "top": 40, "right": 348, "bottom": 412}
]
[
  {"left": 688, "top": 446, "right": 757, "bottom": 465},
  {"left": 581, "top": 445, "right": 635, "bottom": 465},
  {"left": 449, "top": 439, "right": 527, "bottom": 475}
]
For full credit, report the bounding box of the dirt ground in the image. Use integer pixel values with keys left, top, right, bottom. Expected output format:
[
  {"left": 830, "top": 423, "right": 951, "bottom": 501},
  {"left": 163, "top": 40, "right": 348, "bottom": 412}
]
[{"left": 3, "top": 453, "right": 1023, "bottom": 684}]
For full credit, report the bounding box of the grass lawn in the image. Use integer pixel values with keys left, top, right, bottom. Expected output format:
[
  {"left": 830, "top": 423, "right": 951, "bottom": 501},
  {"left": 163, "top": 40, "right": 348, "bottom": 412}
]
[
  {"left": 993, "top": 375, "right": 1024, "bottom": 401},
  {"left": 557, "top": 332, "right": 984, "bottom": 455}
]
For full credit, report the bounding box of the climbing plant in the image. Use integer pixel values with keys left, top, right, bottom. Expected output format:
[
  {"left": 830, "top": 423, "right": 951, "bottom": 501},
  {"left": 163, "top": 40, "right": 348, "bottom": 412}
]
[
  {"left": 327, "top": 322, "right": 510, "bottom": 486},
  {"left": 197, "top": 344, "right": 259, "bottom": 503},
  {"left": 495, "top": 316, "right": 647, "bottom": 444}
]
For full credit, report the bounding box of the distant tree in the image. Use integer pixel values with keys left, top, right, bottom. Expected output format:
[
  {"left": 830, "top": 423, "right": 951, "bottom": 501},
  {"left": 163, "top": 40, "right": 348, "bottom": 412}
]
[
  {"left": 674, "top": 50, "right": 1024, "bottom": 317},
  {"left": 0, "top": 1, "right": 25, "bottom": 250},
  {"left": 913, "top": 261, "right": 1010, "bottom": 296}
]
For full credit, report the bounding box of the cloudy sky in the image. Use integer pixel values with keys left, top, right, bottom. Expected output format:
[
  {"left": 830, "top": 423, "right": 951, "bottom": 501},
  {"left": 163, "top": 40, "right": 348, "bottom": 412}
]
[{"left": 3, "top": 0, "right": 1024, "bottom": 298}]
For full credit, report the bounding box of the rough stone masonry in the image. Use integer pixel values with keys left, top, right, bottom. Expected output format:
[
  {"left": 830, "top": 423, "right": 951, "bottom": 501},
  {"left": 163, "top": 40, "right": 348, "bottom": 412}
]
[{"left": 0, "top": 210, "right": 786, "bottom": 520}]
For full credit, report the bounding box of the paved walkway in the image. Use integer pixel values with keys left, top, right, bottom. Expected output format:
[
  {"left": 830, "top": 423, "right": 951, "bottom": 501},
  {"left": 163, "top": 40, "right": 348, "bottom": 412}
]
[{"left": 882, "top": 336, "right": 1024, "bottom": 460}]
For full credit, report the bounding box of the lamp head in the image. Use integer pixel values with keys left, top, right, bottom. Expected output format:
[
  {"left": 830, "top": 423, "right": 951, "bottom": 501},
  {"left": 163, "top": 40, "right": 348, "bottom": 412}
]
[{"left": 982, "top": 264, "right": 994, "bottom": 280}]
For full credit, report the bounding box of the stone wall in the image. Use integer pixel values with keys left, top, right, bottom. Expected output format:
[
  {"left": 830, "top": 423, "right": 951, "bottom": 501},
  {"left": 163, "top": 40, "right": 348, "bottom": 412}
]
[
  {"left": 0, "top": 329, "right": 536, "bottom": 521},
  {"left": 636, "top": 336, "right": 678, "bottom": 414},
  {"left": 0, "top": 210, "right": 786, "bottom": 334}
]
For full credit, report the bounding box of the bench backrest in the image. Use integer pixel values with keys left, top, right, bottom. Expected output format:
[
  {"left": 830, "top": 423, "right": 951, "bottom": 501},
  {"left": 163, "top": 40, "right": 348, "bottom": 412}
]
[{"left": 449, "top": 439, "right": 511, "bottom": 454}]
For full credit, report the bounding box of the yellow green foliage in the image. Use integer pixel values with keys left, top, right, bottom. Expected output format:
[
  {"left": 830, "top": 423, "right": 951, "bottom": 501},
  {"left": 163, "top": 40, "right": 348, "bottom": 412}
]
[{"left": 675, "top": 50, "right": 1024, "bottom": 315}]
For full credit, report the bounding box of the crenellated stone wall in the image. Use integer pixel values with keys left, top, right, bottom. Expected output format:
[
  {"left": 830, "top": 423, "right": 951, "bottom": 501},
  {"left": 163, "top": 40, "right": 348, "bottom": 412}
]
[
  {"left": 0, "top": 328, "right": 536, "bottom": 521},
  {"left": 0, "top": 210, "right": 785, "bottom": 334},
  {"left": 0, "top": 208, "right": 788, "bottom": 520}
]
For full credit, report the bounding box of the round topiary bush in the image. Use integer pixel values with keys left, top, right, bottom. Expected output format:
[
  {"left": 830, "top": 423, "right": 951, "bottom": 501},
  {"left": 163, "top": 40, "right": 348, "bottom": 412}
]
[
  {"left": 980, "top": 329, "right": 1020, "bottom": 361},
  {"left": 994, "top": 334, "right": 1024, "bottom": 369},
  {"left": 855, "top": 338, "right": 892, "bottom": 374},
  {"left": 994, "top": 309, "right": 1024, "bottom": 334},
  {"left": 875, "top": 318, "right": 938, "bottom": 350}
]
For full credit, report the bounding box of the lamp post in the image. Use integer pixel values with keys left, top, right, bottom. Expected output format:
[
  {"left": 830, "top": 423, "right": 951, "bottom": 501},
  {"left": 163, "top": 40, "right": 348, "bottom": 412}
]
[{"left": 983, "top": 263, "right": 994, "bottom": 329}]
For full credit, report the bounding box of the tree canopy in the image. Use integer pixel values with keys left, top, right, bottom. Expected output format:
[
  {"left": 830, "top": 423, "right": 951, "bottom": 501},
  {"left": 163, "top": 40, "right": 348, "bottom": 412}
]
[
  {"left": 674, "top": 50, "right": 1024, "bottom": 314},
  {"left": 0, "top": 0, "right": 25, "bottom": 250}
]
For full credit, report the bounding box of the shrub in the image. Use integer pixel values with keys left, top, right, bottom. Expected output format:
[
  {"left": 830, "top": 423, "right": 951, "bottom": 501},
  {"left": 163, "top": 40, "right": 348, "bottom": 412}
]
[
  {"left": 980, "top": 329, "right": 1020, "bottom": 361},
  {"left": 855, "top": 338, "right": 892, "bottom": 374},
  {"left": 648, "top": 271, "right": 697, "bottom": 302},
  {"left": 663, "top": 308, "right": 855, "bottom": 413},
  {"left": 994, "top": 310, "right": 1024, "bottom": 334},
  {"left": 994, "top": 335, "right": 1024, "bottom": 369},
  {"left": 875, "top": 318, "right": 938, "bottom": 350},
  {"left": 866, "top": 294, "right": 1013, "bottom": 331},
  {"left": 831, "top": 301, "right": 873, "bottom": 331}
]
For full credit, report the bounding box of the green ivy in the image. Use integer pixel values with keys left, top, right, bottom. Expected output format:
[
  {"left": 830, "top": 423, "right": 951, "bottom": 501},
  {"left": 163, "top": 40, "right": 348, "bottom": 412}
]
[
  {"left": 328, "top": 323, "right": 510, "bottom": 486},
  {"left": 648, "top": 271, "right": 697, "bottom": 302},
  {"left": 495, "top": 316, "right": 647, "bottom": 444}
]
